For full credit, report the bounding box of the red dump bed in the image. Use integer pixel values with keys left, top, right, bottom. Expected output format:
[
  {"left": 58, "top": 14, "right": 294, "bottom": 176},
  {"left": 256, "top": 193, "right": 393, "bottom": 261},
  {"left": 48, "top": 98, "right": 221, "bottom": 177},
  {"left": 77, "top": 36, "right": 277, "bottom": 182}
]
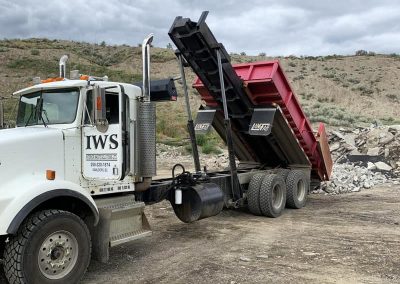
[{"left": 194, "top": 60, "right": 332, "bottom": 180}]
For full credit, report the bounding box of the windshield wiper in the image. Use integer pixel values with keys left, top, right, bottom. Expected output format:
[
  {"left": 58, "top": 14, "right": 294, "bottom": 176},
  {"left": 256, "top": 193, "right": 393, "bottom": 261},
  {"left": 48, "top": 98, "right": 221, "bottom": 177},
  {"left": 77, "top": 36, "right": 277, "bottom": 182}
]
[
  {"left": 24, "top": 105, "right": 35, "bottom": 127},
  {"left": 36, "top": 98, "right": 48, "bottom": 127},
  {"left": 42, "top": 109, "right": 50, "bottom": 123}
]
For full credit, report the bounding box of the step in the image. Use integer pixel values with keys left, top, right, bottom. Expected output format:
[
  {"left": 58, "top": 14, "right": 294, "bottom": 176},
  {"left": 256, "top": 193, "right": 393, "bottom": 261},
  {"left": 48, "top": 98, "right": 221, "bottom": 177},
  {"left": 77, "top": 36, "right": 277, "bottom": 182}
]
[{"left": 91, "top": 195, "right": 152, "bottom": 263}]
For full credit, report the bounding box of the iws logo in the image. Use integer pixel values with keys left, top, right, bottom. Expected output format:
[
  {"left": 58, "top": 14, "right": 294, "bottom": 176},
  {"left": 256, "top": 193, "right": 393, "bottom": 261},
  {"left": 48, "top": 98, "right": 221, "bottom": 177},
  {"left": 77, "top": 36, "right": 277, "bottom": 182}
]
[
  {"left": 250, "top": 123, "right": 271, "bottom": 132},
  {"left": 195, "top": 123, "right": 210, "bottom": 131}
]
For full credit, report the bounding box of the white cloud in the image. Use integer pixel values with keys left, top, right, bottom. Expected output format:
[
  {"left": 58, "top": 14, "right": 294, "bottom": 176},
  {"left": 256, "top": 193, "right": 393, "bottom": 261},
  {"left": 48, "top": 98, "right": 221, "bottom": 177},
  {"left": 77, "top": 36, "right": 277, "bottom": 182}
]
[{"left": 0, "top": 0, "right": 400, "bottom": 55}]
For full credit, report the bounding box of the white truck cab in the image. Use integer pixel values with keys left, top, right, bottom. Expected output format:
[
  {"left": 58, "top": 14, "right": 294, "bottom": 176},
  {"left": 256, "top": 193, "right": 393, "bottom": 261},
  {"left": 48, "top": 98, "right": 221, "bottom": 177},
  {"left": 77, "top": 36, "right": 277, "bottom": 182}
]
[{"left": 0, "top": 35, "right": 161, "bottom": 284}]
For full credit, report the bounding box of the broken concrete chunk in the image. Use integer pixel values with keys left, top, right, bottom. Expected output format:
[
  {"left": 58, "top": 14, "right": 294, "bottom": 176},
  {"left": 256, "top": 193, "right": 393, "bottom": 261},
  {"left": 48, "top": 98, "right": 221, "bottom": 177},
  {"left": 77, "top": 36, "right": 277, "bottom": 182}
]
[
  {"left": 332, "top": 131, "right": 345, "bottom": 140},
  {"left": 379, "top": 132, "right": 394, "bottom": 145},
  {"left": 388, "top": 125, "right": 400, "bottom": 133},
  {"left": 363, "top": 182, "right": 371, "bottom": 189},
  {"left": 384, "top": 148, "right": 390, "bottom": 158},
  {"left": 374, "top": 162, "right": 392, "bottom": 172},
  {"left": 367, "top": 147, "right": 381, "bottom": 156},
  {"left": 367, "top": 162, "right": 377, "bottom": 170},
  {"left": 330, "top": 142, "right": 340, "bottom": 152},
  {"left": 344, "top": 134, "right": 356, "bottom": 147}
]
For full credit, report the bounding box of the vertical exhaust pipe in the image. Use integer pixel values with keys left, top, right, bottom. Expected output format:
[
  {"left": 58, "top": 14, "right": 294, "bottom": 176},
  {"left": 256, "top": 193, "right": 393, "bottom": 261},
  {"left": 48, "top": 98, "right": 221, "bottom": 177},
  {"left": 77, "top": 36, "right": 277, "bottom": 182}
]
[
  {"left": 135, "top": 34, "right": 156, "bottom": 191},
  {"left": 59, "top": 55, "right": 69, "bottom": 78},
  {"left": 142, "top": 34, "right": 153, "bottom": 101}
]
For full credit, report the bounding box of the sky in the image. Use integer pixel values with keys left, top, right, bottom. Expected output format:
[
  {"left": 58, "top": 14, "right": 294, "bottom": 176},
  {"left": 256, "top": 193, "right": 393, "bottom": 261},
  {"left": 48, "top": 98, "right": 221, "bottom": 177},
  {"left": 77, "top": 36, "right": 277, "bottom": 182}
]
[{"left": 1, "top": 0, "right": 400, "bottom": 56}]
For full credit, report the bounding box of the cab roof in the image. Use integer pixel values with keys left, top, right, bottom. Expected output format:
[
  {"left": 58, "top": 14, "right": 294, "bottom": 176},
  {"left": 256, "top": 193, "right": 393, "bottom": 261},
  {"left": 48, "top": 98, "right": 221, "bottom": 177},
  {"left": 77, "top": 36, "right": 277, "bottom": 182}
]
[{"left": 13, "top": 79, "right": 141, "bottom": 97}]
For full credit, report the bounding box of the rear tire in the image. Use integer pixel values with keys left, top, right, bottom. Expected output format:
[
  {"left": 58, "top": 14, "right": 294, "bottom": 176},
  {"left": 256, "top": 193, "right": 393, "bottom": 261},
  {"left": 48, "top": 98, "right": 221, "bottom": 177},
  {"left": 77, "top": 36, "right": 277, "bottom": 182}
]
[
  {"left": 247, "top": 173, "right": 264, "bottom": 215},
  {"left": 286, "top": 170, "right": 309, "bottom": 209},
  {"left": 276, "top": 169, "right": 290, "bottom": 181},
  {"left": 259, "top": 174, "right": 286, "bottom": 218},
  {"left": 3, "top": 209, "right": 91, "bottom": 284}
]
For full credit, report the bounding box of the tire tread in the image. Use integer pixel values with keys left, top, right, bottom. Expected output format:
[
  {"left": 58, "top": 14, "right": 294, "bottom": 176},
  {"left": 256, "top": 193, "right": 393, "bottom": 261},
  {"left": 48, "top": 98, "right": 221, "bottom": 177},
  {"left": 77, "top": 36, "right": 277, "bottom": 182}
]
[
  {"left": 286, "top": 170, "right": 309, "bottom": 209},
  {"left": 3, "top": 209, "right": 91, "bottom": 284},
  {"left": 259, "top": 174, "right": 286, "bottom": 218},
  {"left": 247, "top": 173, "right": 264, "bottom": 215}
]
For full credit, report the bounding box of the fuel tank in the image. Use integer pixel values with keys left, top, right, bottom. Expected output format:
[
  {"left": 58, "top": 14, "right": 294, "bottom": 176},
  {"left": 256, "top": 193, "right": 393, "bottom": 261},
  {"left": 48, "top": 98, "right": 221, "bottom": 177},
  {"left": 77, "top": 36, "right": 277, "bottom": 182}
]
[{"left": 171, "top": 182, "right": 224, "bottom": 223}]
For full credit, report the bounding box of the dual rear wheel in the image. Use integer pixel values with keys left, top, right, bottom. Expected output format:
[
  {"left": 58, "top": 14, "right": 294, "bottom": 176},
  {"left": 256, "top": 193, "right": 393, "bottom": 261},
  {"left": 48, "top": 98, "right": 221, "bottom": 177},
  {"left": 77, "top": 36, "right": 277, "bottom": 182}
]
[{"left": 247, "top": 170, "right": 309, "bottom": 217}]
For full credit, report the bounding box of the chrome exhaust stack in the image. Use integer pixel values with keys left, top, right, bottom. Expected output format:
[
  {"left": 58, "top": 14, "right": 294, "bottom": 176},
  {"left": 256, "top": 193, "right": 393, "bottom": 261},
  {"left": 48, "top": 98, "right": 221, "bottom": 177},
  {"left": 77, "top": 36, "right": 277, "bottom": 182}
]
[
  {"left": 59, "top": 55, "right": 69, "bottom": 78},
  {"left": 142, "top": 34, "right": 153, "bottom": 101},
  {"left": 134, "top": 34, "right": 156, "bottom": 190}
]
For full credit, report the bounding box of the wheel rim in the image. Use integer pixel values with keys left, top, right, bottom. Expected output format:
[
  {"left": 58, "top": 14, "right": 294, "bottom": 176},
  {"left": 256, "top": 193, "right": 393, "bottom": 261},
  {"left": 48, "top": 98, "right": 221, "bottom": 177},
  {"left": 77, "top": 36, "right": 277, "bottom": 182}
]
[
  {"left": 271, "top": 184, "right": 284, "bottom": 210},
  {"left": 297, "top": 179, "right": 306, "bottom": 201},
  {"left": 38, "top": 230, "right": 79, "bottom": 280}
]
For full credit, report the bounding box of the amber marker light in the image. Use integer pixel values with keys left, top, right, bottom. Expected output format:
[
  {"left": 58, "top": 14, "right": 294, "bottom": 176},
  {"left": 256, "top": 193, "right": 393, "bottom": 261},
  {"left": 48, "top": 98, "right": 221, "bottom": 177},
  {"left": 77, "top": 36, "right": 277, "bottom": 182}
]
[{"left": 46, "top": 170, "right": 56, "bottom": 180}]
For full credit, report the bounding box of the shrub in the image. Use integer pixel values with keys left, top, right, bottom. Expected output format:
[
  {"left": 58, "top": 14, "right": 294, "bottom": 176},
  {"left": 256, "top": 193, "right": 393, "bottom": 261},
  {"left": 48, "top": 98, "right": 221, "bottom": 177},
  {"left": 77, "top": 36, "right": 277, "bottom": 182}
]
[
  {"left": 355, "top": 50, "right": 368, "bottom": 56},
  {"left": 202, "top": 141, "right": 222, "bottom": 155},
  {"left": 293, "top": 75, "right": 305, "bottom": 81},
  {"left": 196, "top": 134, "right": 207, "bottom": 146},
  {"left": 258, "top": 52, "right": 266, "bottom": 57},
  {"left": 386, "top": 94, "right": 398, "bottom": 101},
  {"left": 348, "top": 78, "right": 360, "bottom": 84},
  {"left": 288, "top": 62, "right": 296, "bottom": 67},
  {"left": 30, "top": 49, "right": 40, "bottom": 55}
]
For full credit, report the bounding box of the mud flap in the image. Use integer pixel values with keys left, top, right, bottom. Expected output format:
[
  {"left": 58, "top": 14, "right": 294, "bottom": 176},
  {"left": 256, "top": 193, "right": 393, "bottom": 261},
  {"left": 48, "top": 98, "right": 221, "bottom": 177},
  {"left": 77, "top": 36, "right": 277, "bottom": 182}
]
[
  {"left": 194, "top": 109, "right": 216, "bottom": 134},
  {"left": 249, "top": 108, "right": 276, "bottom": 136}
]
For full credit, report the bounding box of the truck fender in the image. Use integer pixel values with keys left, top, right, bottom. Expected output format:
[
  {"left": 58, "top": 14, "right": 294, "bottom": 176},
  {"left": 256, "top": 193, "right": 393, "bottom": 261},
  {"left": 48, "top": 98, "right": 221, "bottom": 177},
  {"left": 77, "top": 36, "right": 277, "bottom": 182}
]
[{"left": 6, "top": 189, "right": 99, "bottom": 235}]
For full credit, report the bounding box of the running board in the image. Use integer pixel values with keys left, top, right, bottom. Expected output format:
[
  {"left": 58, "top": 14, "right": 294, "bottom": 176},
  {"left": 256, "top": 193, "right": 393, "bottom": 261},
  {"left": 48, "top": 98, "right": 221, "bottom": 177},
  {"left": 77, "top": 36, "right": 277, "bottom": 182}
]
[{"left": 91, "top": 195, "right": 152, "bottom": 263}]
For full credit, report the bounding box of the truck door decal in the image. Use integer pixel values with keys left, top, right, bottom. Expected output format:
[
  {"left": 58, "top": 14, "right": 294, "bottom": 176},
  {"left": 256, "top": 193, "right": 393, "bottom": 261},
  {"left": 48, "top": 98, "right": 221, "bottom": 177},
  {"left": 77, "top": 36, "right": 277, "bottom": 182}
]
[{"left": 83, "top": 124, "right": 122, "bottom": 180}]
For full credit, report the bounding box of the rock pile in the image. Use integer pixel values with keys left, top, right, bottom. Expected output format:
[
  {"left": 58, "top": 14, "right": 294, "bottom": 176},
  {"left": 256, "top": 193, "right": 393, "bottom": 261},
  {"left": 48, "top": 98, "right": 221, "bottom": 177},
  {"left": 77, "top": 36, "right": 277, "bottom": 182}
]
[
  {"left": 157, "top": 124, "right": 399, "bottom": 194},
  {"left": 317, "top": 124, "right": 400, "bottom": 194}
]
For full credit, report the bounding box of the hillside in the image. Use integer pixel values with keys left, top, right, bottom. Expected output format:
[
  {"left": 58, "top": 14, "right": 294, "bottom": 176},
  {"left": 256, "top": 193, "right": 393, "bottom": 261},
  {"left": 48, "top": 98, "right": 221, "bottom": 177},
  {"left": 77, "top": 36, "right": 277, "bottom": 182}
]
[{"left": 1, "top": 38, "right": 399, "bottom": 142}]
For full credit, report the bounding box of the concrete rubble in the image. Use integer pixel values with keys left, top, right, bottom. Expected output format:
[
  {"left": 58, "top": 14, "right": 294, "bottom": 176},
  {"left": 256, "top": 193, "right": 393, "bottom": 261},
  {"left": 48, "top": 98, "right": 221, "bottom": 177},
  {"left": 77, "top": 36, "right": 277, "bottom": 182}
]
[
  {"left": 157, "top": 124, "right": 399, "bottom": 195},
  {"left": 315, "top": 124, "right": 400, "bottom": 194}
]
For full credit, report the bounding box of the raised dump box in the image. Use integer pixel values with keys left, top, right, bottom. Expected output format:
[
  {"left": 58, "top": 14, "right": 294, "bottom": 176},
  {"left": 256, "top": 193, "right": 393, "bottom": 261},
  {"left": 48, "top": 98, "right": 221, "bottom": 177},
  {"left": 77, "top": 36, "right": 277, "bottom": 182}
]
[
  {"left": 169, "top": 12, "right": 332, "bottom": 181},
  {"left": 194, "top": 61, "right": 332, "bottom": 180}
]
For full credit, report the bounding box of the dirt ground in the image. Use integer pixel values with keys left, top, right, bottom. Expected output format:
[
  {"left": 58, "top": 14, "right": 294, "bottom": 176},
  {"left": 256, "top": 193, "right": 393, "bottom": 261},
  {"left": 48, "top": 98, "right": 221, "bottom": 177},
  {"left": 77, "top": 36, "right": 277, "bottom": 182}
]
[
  {"left": 1, "top": 185, "right": 399, "bottom": 284},
  {"left": 83, "top": 185, "right": 399, "bottom": 284}
]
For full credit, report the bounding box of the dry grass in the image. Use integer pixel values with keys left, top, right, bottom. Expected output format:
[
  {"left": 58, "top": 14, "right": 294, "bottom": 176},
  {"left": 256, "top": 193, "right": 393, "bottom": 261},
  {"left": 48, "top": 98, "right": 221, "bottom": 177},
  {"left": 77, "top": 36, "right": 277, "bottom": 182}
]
[{"left": 1, "top": 38, "right": 399, "bottom": 132}]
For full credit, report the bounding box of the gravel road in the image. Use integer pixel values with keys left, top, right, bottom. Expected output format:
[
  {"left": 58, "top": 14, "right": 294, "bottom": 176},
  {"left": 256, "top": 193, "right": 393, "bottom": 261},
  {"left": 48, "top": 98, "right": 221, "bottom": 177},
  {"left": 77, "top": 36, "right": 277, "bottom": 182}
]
[{"left": 81, "top": 185, "right": 400, "bottom": 284}]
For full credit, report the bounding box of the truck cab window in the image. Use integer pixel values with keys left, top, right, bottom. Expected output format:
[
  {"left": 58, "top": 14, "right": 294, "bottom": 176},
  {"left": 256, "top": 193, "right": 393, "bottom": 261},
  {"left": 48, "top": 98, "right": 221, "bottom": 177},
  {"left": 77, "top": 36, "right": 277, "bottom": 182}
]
[
  {"left": 17, "top": 89, "right": 79, "bottom": 126},
  {"left": 106, "top": 93, "right": 119, "bottom": 124},
  {"left": 84, "top": 90, "right": 93, "bottom": 124},
  {"left": 84, "top": 90, "right": 119, "bottom": 125}
]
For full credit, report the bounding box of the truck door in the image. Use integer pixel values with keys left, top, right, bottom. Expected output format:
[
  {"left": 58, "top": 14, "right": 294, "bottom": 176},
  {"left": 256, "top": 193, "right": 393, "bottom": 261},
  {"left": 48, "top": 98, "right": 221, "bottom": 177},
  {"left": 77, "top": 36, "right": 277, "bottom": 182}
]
[{"left": 82, "top": 85, "right": 126, "bottom": 180}]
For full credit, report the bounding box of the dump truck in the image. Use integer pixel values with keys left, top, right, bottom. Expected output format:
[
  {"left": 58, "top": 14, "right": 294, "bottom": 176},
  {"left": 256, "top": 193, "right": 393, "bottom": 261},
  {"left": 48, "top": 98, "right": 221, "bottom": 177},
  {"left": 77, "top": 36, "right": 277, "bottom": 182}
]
[{"left": 0, "top": 12, "right": 332, "bottom": 284}]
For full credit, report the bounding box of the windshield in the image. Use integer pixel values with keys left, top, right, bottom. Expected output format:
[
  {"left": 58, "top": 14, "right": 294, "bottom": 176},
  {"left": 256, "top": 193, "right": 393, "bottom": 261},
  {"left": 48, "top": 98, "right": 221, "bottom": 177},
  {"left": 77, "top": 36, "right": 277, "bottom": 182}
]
[{"left": 16, "top": 89, "right": 79, "bottom": 126}]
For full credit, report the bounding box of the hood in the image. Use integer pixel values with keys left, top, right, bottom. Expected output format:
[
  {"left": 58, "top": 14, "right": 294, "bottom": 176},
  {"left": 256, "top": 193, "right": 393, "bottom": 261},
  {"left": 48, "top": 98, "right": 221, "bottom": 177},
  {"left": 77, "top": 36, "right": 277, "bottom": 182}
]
[{"left": 0, "top": 127, "right": 65, "bottom": 186}]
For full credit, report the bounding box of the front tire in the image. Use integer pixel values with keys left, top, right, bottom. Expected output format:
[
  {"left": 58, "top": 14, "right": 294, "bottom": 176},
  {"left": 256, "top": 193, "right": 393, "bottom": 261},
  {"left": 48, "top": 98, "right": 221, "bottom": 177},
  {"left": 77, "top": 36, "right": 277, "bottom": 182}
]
[{"left": 3, "top": 209, "right": 91, "bottom": 284}]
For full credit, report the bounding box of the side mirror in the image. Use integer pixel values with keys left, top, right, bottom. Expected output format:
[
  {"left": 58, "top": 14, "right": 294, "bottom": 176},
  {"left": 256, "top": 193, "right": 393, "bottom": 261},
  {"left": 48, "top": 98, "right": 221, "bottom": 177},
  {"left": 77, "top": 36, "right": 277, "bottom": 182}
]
[{"left": 93, "top": 86, "right": 108, "bottom": 132}]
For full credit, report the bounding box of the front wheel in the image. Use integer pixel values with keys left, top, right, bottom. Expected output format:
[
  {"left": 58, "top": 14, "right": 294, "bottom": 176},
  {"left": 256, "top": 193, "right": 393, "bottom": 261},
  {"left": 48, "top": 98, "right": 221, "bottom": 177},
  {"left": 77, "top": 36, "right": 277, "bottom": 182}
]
[{"left": 3, "top": 209, "right": 91, "bottom": 284}]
